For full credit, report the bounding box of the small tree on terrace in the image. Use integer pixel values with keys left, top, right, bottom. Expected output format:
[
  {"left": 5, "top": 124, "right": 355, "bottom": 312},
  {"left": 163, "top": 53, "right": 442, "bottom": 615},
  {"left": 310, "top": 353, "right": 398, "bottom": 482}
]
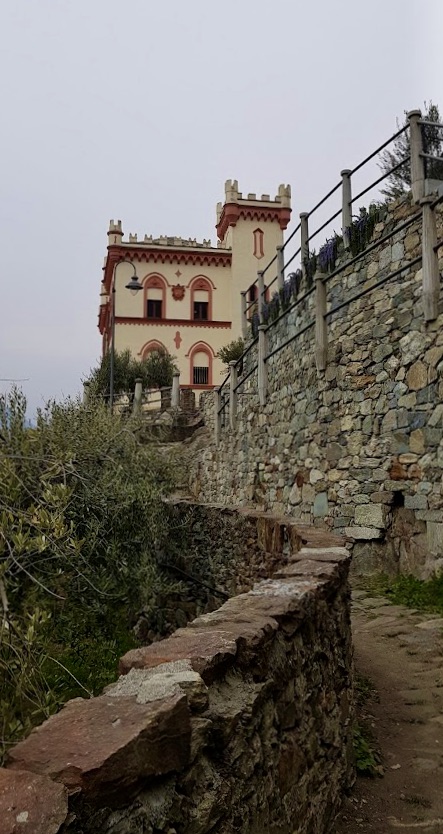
[
  {"left": 87, "top": 349, "right": 175, "bottom": 398},
  {"left": 378, "top": 101, "right": 443, "bottom": 200}
]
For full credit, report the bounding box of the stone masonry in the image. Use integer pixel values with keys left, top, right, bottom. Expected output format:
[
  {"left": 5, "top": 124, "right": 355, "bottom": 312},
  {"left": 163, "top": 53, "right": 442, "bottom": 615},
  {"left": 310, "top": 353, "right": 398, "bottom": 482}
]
[
  {"left": 191, "top": 195, "right": 443, "bottom": 579},
  {"left": 0, "top": 507, "right": 353, "bottom": 834}
]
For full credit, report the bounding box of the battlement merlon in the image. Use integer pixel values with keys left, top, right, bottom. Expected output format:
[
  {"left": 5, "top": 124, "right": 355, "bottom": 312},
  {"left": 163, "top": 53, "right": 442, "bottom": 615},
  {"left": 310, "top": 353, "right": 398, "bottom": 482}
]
[
  {"left": 107, "top": 227, "right": 227, "bottom": 251},
  {"left": 216, "top": 181, "right": 292, "bottom": 241},
  {"left": 223, "top": 180, "right": 291, "bottom": 209}
]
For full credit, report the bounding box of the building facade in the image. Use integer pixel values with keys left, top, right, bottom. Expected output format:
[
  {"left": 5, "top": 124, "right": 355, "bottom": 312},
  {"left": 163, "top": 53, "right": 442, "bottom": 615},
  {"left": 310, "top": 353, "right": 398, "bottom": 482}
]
[{"left": 98, "top": 180, "right": 291, "bottom": 392}]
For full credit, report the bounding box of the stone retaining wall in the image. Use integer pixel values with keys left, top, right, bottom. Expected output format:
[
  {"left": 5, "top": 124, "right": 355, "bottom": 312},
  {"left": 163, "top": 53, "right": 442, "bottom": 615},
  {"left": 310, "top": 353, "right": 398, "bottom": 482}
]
[
  {"left": 191, "top": 195, "right": 443, "bottom": 578},
  {"left": 1, "top": 507, "right": 353, "bottom": 834}
]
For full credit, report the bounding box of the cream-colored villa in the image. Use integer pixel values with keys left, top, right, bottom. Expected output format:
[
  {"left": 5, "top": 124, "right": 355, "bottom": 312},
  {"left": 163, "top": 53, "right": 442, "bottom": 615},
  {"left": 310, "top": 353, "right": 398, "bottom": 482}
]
[{"left": 98, "top": 180, "right": 291, "bottom": 391}]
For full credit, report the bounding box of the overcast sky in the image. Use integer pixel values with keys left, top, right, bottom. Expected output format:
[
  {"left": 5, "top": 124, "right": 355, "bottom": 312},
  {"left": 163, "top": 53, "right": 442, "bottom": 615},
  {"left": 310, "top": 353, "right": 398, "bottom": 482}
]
[{"left": 1, "top": 0, "right": 441, "bottom": 414}]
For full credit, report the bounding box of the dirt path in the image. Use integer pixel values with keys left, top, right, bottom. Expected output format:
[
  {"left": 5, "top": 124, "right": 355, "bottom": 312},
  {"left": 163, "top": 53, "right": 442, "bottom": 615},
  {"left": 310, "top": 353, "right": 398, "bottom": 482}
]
[{"left": 333, "top": 586, "right": 443, "bottom": 833}]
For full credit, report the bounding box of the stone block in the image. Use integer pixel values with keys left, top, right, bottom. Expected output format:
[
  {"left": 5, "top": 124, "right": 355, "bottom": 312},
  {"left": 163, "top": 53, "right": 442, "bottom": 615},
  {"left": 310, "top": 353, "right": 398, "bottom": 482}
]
[
  {"left": 345, "top": 526, "right": 384, "bottom": 540},
  {"left": 406, "top": 361, "right": 428, "bottom": 391},
  {"left": 0, "top": 769, "right": 68, "bottom": 834},
  {"left": 354, "top": 504, "right": 386, "bottom": 529},
  {"left": 313, "top": 492, "right": 328, "bottom": 517},
  {"left": 404, "top": 494, "right": 428, "bottom": 511},
  {"left": 427, "top": 522, "right": 443, "bottom": 554},
  {"left": 8, "top": 693, "right": 191, "bottom": 800}
]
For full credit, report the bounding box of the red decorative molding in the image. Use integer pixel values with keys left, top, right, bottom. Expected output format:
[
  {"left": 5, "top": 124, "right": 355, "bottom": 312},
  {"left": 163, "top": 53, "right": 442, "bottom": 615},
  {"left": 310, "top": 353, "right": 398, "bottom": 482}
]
[
  {"left": 253, "top": 228, "right": 264, "bottom": 259},
  {"left": 144, "top": 274, "right": 167, "bottom": 318},
  {"left": 216, "top": 204, "right": 291, "bottom": 242},
  {"left": 189, "top": 276, "right": 213, "bottom": 321},
  {"left": 114, "top": 317, "right": 231, "bottom": 329},
  {"left": 174, "top": 331, "right": 182, "bottom": 349},
  {"left": 139, "top": 339, "right": 167, "bottom": 358},
  {"left": 103, "top": 246, "right": 231, "bottom": 292},
  {"left": 172, "top": 284, "right": 185, "bottom": 301},
  {"left": 188, "top": 342, "right": 214, "bottom": 386}
]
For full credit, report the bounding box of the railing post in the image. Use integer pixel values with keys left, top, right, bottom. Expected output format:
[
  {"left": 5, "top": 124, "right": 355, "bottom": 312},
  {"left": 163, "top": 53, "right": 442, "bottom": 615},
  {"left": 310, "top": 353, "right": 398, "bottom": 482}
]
[
  {"left": 241, "top": 291, "right": 248, "bottom": 339},
  {"left": 171, "top": 370, "right": 180, "bottom": 408},
  {"left": 341, "top": 169, "right": 352, "bottom": 249},
  {"left": 408, "top": 110, "right": 425, "bottom": 203},
  {"left": 276, "top": 245, "right": 285, "bottom": 291},
  {"left": 315, "top": 273, "right": 328, "bottom": 371},
  {"left": 82, "top": 380, "right": 91, "bottom": 405},
  {"left": 229, "top": 361, "right": 238, "bottom": 430},
  {"left": 258, "top": 324, "right": 268, "bottom": 406},
  {"left": 300, "top": 212, "right": 309, "bottom": 279},
  {"left": 420, "top": 196, "right": 440, "bottom": 321},
  {"left": 214, "top": 388, "right": 221, "bottom": 446},
  {"left": 133, "top": 377, "right": 143, "bottom": 415},
  {"left": 257, "top": 270, "right": 265, "bottom": 321}
]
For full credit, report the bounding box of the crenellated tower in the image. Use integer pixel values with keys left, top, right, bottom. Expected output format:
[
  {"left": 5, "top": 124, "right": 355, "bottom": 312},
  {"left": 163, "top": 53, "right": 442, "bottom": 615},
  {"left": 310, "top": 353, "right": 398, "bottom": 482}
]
[{"left": 216, "top": 180, "right": 292, "bottom": 335}]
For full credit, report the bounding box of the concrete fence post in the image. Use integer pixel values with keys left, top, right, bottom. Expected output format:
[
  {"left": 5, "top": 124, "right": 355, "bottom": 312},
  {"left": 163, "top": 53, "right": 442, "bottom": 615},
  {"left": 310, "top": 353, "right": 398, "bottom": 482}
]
[
  {"left": 133, "top": 377, "right": 143, "bottom": 415},
  {"left": 258, "top": 324, "right": 268, "bottom": 406},
  {"left": 300, "top": 212, "right": 309, "bottom": 280},
  {"left": 408, "top": 109, "right": 425, "bottom": 203},
  {"left": 214, "top": 388, "right": 221, "bottom": 446},
  {"left": 276, "top": 245, "right": 285, "bottom": 292},
  {"left": 315, "top": 273, "right": 328, "bottom": 371},
  {"left": 257, "top": 270, "right": 265, "bottom": 322},
  {"left": 171, "top": 370, "right": 180, "bottom": 408},
  {"left": 82, "top": 380, "right": 91, "bottom": 405},
  {"left": 420, "top": 195, "right": 440, "bottom": 321},
  {"left": 341, "top": 169, "right": 352, "bottom": 249},
  {"left": 241, "top": 291, "right": 248, "bottom": 339},
  {"left": 229, "top": 360, "right": 238, "bottom": 430}
]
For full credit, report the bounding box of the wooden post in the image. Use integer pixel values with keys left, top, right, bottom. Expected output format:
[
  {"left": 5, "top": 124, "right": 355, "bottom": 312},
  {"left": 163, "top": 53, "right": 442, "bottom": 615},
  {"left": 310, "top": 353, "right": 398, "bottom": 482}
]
[
  {"left": 420, "top": 196, "right": 440, "bottom": 321},
  {"left": 258, "top": 325, "right": 268, "bottom": 406},
  {"left": 408, "top": 110, "right": 425, "bottom": 203},
  {"left": 229, "top": 361, "right": 238, "bottom": 430},
  {"left": 241, "top": 291, "right": 248, "bottom": 339},
  {"left": 133, "top": 377, "right": 143, "bottom": 415},
  {"left": 300, "top": 212, "right": 309, "bottom": 279},
  {"left": 341, "top": 169, "right": 352, "bottom": 249},
  {"left": 257, "top": 271, "right": 265, "bottom": 322},
  {"left": 171, "top": 370, "right": 180, "bottom": 408},
  {"left": 277, "top": 245, "right": 285, "bottom": 291},
  {"left": 315, "top": 273, "right": 328, "bottom": 371},
  {"left": 214, "top": 388, "right": 221, "bottom": 446}
]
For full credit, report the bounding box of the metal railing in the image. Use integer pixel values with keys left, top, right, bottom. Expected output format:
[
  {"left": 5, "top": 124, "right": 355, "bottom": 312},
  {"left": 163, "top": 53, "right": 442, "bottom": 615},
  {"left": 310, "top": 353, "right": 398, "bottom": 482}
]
[{"left": 214, "top": 108, "right": 443, "bottom": 440}]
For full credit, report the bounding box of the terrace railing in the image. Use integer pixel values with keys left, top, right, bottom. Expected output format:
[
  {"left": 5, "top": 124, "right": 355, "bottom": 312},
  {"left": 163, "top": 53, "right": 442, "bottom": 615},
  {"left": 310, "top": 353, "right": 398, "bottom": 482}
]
[{"left": 215, "top": 109, "right": 443, "bottom": 437}]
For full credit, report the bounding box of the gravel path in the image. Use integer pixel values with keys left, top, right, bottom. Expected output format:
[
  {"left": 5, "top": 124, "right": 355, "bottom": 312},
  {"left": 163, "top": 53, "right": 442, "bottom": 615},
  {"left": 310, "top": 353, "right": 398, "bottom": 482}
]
[{"left": 333, "top": 585, "right": 443, "bottom": 833}]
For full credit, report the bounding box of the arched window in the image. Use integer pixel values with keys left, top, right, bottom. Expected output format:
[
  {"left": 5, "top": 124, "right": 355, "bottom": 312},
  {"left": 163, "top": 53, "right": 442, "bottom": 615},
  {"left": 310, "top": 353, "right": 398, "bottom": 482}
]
[
  {"left": 144, "top": 274, "right": 167, "bottom": 320},
  {"left": 188, "top": 342, "right": 213, "bottom": 386},
  {"left": 190, "top": 277, "right": 213, "bottom": 321},
  {"left": 140, "top": 340, "right": 166, "bottom": 360}
]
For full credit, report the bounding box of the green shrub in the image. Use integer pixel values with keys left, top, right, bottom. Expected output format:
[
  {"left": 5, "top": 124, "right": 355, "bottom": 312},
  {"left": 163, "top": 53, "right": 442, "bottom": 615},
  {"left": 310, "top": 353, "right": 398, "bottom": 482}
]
[{"left": 0, "top": 387, "right": 182, "bottom": 761}]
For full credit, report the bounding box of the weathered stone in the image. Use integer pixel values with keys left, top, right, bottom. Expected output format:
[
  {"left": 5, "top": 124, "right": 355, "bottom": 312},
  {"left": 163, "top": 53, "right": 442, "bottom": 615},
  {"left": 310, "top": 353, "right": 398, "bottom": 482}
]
[
  {"left": 406, "top": 361, "right": 428, "bottom": 391},
  {"left": 400, "top": 331, "right": 427, "bottom": 364},
  {"left": 354, "top": 504, "right": 386, "bottom": 529},
  {"left": 0, "top": 769, "right": 68, "bottom": 834},
  {"left": 427, "top": 522, "right": 443, "bottom": 554},
  {"left": 107, "top": 662, "right": 209, "bottom": 712},
  {"left": 8, "top": 693, "right": 191, "bottom": 798},
  {"left": 410, "top": 429, "right": 425, "bottom": 454},
  {"left": 344, "top": 526, "right": 384, "bottom": 540},
  {"left": 404, "top": 494, "right": 428, "bottom": 511},
  {"left": 313, "top": 492, "right": 328, "bottom": 517}
]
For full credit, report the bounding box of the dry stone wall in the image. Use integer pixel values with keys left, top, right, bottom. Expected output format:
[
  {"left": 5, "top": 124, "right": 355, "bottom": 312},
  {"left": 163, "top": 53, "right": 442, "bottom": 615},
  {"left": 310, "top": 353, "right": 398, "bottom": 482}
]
[
  {"left": 0, "top": 507, "right": 353, "bottom": 834},
  {"left": 192, "top": 195, "right": 443, "bottom": 578}
]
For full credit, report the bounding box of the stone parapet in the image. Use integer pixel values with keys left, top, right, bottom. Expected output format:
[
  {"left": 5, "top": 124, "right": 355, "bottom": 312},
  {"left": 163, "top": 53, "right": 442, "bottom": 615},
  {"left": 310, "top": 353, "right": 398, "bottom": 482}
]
[{"left": 2, "top": 507, "right": 352, "bottom": 834}]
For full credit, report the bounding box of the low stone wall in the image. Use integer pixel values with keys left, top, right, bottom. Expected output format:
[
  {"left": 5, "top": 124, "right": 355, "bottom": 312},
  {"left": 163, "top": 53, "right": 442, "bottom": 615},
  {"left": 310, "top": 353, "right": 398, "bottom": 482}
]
[
  {"left": 1, "top": 507, "right": 353, "bottom": 834},
  {"left": 191, "top": 195, "right": 443, "bottom": 579}
]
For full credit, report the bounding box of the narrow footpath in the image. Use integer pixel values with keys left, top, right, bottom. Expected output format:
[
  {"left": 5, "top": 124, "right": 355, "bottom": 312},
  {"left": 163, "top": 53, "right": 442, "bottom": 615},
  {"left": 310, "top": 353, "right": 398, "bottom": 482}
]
[{"left": 333, "top": 586, "right": 443, "bottom": 833}]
